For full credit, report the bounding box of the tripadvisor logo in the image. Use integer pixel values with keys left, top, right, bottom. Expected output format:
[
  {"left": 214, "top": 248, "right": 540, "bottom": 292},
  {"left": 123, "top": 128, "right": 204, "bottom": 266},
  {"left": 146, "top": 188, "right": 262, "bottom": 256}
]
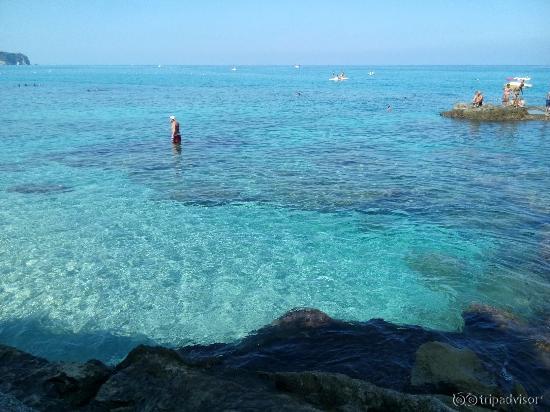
[{"left": 452, "top": 392, "right": 543, "bottom": 408}]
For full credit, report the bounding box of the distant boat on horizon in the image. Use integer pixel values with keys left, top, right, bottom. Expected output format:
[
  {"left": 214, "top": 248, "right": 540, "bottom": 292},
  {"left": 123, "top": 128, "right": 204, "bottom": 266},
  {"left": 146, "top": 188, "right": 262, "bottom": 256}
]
[
  {"left": 231, "top": 66, "right": 237, "bottom": 71},
  {"left": 294, "top": 64, "right": 301, "bottom": 69}
]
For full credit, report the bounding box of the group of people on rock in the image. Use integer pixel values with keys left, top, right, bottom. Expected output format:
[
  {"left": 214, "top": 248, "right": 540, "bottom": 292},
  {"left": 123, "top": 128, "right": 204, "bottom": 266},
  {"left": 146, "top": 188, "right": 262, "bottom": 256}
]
[
  {"left": 501, "top": 80, "right": 525, "bottom": 108},
  {"left": 472, "top": 79, "right": 528, "bottom": 109},
  {"left": 472, "top": 85, "right": 549, "bottom": 115}
]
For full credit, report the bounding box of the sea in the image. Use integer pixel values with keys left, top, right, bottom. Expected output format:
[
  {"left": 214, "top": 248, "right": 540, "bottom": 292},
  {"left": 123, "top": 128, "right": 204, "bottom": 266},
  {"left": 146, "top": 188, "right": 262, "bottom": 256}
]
[{"left": 0, "top": 65, "right": 549, "bottom": 364}]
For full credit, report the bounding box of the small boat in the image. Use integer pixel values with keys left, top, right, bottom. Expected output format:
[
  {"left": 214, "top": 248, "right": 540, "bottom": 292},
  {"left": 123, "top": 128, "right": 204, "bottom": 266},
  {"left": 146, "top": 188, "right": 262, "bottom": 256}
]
[
  {"left": 231, "top": 67, "right": 237, "bottom": 71},
  {"left": 329, "top": 76, "right": 348, "bottom": 81},
  {"left": 294, "top": 64, "right": 301, "bottom": 69},
  {"left": 368, "top": 71, "right": 375, "bottom": 76}
]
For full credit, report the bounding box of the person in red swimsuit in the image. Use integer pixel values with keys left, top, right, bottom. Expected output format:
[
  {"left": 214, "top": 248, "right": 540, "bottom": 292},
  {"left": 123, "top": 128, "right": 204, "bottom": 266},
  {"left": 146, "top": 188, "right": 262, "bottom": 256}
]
[{"left": 170, "top": 115, "right": 181, "bottom": 144}]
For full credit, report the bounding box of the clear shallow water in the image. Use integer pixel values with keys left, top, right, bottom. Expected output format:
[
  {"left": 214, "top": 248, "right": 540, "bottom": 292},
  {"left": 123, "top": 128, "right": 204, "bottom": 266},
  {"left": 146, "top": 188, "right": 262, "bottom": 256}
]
[{"left": 0, "top": 65, "right": 549, "bottom": 363}]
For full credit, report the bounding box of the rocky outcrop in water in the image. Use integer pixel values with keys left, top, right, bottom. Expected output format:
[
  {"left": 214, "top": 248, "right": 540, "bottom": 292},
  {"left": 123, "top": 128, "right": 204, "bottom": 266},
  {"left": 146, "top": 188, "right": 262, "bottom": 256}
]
[
  {"left": 441, "top": 103, "right": 549, "bottom": 121},
  {"left": 0, "top": 52, "right": 30, "bottom": 65},
  {"left": 0, "top": 307, "right": 548, "bottom": 411}
]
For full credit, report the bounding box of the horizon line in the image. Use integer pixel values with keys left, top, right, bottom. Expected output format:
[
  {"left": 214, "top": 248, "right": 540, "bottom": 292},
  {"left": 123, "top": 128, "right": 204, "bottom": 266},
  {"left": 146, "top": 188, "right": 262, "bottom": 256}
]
[{"left": 14, "top": 63, "right": 550, "bottom": 67}]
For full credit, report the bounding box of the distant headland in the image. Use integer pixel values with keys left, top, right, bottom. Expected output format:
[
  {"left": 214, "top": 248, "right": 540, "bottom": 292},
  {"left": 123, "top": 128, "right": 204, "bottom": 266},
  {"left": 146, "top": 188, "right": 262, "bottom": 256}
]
[{"left": 0, "top": 51, "right": 30, "bottom": 65}]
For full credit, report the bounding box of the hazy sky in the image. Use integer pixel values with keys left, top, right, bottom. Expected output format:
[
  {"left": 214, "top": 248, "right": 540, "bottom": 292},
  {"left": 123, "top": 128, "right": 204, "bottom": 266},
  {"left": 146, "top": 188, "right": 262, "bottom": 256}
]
[{"left": 1, "top": 0, "right": 549, "bottom": 65}]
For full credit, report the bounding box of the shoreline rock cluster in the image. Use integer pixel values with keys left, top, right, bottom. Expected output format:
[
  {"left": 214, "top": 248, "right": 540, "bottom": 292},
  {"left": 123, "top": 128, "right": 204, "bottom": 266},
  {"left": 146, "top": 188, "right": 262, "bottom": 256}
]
[
  {"left": 0, "top": 306, "right": 548, "bottom": 411},
  {"left": 441, "top": 103, "right": 549, "bottom": 121}
]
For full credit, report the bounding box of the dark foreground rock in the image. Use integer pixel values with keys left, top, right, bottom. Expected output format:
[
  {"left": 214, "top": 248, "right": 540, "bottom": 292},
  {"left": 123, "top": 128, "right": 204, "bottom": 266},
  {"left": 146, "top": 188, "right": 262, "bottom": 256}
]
[
  {"left": 92, "top": 346, "right": 317, "bottom": 412},
  {"left": 0, "top": 306, "right": 548, "bottom": 411},
  {"left": 0, "top": 52, "right": 30, "bottom": 65},
  {"left": 441, "top": 103, "right": 549, "bottom": 121},
  {"left": 0, "top": 345, "right": 110, "bottom": 411},
  {"left": 264, "top": 371, "right": 454, "bottom": 411},
  {"left": 0, "top": 344, "right": 453, "bottom": 412}
]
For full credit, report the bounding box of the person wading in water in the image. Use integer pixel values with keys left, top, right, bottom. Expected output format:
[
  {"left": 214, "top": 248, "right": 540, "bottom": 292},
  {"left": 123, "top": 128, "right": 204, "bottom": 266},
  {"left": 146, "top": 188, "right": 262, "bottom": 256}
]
[{"left": 169, "top": 115, "right": 181, "bottom": 144}]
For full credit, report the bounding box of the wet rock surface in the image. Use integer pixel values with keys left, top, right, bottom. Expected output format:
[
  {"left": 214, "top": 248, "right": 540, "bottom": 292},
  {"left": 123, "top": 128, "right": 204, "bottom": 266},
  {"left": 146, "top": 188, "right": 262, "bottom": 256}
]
[
  {"left": 0, "top": 307, "right": 548, "bottom": 411},
  {"left": 411, "top": 341, "right": 498, "bottom": 395},
  {"left": 0, "top": 391, "right": 36, "bottom": 412},
  {"left": 0, "top": 345, "right": 110, "bottom": 411},
  {"left": 264, "top": 371, "right": 455, "bottom": 411},
  {"left": 441, "top": 104, "right": 549, "bottom": 121},
  {"left": 92, "top": 345, "right": 317, "bottom": 412}
]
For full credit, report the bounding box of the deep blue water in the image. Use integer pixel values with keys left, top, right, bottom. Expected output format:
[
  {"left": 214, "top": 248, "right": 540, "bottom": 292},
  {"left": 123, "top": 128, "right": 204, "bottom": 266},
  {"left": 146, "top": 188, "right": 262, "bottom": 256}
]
[{"left": 0, "top": 65, "right": 549, "bottom": 364}]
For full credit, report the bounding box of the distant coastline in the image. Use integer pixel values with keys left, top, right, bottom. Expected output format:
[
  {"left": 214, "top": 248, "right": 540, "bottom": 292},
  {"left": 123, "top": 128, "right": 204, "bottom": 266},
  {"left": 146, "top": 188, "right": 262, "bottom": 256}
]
[
  {"left": 3, "top": 63, "right": 547, "bottom": 67},
  {"left": 0, "top": 51, "right": 30, "bottom": 65}
]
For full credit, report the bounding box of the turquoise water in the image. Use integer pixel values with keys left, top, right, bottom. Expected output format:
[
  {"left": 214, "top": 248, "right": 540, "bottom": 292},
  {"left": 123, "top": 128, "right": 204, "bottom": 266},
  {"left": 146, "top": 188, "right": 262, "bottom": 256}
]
[{"left": 1, "top": 66, "right": 549, "bottom": 363}]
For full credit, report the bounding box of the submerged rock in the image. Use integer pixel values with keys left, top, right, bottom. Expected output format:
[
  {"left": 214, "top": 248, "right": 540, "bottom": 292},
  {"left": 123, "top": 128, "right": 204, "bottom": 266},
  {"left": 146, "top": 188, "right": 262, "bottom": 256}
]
[
  {"left": 463, "top": 304, "right": 550, "bottom": 395},
  {"left": 7, "top": 184, "right": 72, "bottom": 195},
  {"left": 271, "top": 307, "right": 336, "bottom": 329},
  {"left": 441, "top": 104, "right": 549, "bottom": 121},
  {"left": 411, "top": 341, "right": 498, "bottom": 396},
  {"left": 463, "top": 304, "right": 525, "bottom": 330}
]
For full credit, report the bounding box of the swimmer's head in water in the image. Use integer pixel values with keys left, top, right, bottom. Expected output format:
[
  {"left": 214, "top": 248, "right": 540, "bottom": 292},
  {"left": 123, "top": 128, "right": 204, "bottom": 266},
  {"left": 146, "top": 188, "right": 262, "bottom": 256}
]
[{"left": 169, "top": 115, "right": 176, "bottom": 122}]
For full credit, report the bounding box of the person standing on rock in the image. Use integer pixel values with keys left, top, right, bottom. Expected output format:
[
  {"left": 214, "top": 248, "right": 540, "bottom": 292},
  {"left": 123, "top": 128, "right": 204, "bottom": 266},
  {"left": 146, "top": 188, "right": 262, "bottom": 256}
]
[
  {"left": 169, "top": 115, "right": 181, "bottom": 144},
  {"left": 545, "top": 92, "right": 550, "bottom": 115},
  {"left": 518, "top": 79, "right": 525, "bottom": 95},
  {"left": 502, "top": 84, "right": 511, "bottom": 106}
]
